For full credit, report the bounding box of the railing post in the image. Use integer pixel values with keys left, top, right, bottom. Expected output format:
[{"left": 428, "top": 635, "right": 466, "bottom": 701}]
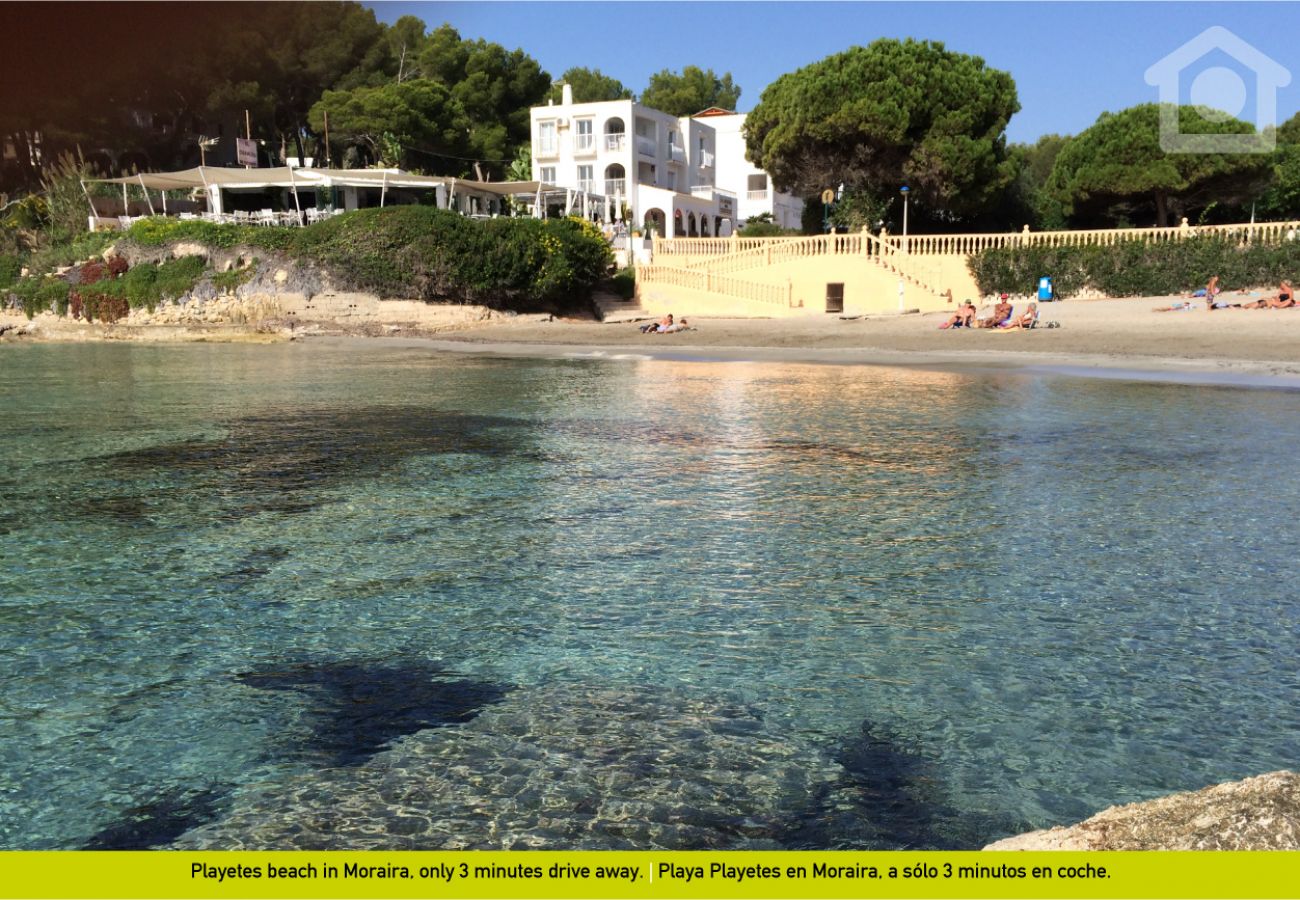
[
  {"left": 765, "top": 243, "right": 772, "bottom": 264},
  {"left": 787, "top": 278, "right": 793, "bottom": 307},
  {"left": 705, "top": 272, "right": 712, "bottom": 293},
  {"left": 861, "top": 225, "right": 870, "bottom": 257}
]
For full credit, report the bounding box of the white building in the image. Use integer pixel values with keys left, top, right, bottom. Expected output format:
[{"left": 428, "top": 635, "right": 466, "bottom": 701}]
[
  {"left": 697, "top": 108, "right": 804, "bottom": 230},
  {"left": 530, "top": 85, "right": 802, "bottom": 238}
]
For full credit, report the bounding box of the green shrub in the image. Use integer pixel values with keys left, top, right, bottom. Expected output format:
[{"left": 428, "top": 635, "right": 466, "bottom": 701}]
[
  {"left": 612, "top": 266, "right": 636, "bottom": 300},
  {"left": 969, "top": 235, "right": 1300, "bottom": 297},
  {"left": 115, "top": 208, "right": 612, "bottom": 312},
  {"left": 293, "top": 207, "right": 611, "bottom": 310},
  {"left": 123, "top": 217, "right": 295, "bottom": 253},
  {"left": 738, "top": 221, "right": 792, "bottom": 237},
  {"left": 24, "top": 230, "right": 114, "bottom": 275},
  {"left": 211, "top": 265, "right": 256, "bottom": 293},
  {"left": 0, "top": 255, "right": 23, "bottom": 289},
  {"left": 10, "top": 277, "right": 71, "bottom": 318},
  {"left": 117, "top": 256, "right": 207, "bottom": 310}
]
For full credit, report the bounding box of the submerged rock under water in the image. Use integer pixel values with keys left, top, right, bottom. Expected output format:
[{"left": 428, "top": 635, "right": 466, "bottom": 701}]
[
  {"left": 80, "top": 406, "right": 539, "bottom": 524},
  {"left": 171, "top": 683, "right": 855, "bottom": 850},
  {"left": 236, "top": 658, "right": 510, "bottom": 768}
]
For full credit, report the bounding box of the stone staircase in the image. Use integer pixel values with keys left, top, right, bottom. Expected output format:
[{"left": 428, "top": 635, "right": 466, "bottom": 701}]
[{"left": 592, "top": 289, "right": 648, "bottom": 323}]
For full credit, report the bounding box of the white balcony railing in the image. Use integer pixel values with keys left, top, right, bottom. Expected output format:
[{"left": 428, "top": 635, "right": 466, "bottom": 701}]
[
  {"left": 690, "top": 183, "right": 715, "bottom": 196},
  {"left": 746, "top": 189, "right": 768, "bottom": 200},
  {"left": 536, "top": 140, "right": 558, "bottom": 158},
  {"left": 605, "top": 133, "right": 626, "bottom": 152},
  {"left": 605, "top": 179, "right": 626, "bottom": 195},
  {"left": 698, "top": 150, "right": 714, "bottom": 168},
  {"left": 668, "top": 144, "right": 686, "bottom": 163},
  {"left": 635, "top": 136, "right": 656, "bottom": 157},
  {"left": 577, "top": 180, "right": 594, "bottom": 193},
  {"left": 574, "top": 133, "right": 595, "bottom": 153}
]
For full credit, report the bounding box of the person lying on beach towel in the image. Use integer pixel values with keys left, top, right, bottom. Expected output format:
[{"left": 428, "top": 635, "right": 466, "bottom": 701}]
[
  {"left": 640, "top": 314, "right": 673, "bottom": 333},
  {"left": 652, "top": 317, "right": 692, "bottom": 333},
  {"left": 1242, "top": 280, "right": 1295, "bottom": 309}
]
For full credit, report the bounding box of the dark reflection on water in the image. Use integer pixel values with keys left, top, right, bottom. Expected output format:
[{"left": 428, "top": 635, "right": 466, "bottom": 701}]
[
  {"left": 782, "top": 720, "right": 1031, "bottom": 850},
  {"left": 85, "top": 407, "right": 540, "bottom": 522},
  {"left": 82, "top": 787, "right": 226, "bottom": 850},
  {"left": 236, "top": 658, "right": 510, "bottom": 767}
]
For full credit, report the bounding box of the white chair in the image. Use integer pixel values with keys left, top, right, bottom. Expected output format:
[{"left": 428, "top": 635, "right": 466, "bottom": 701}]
[
  {"left": 179, "top": 212, "right": 197, "bottom": 221},
  {"left": 257, "top": 209, "right": 275, "bottom": 226}
]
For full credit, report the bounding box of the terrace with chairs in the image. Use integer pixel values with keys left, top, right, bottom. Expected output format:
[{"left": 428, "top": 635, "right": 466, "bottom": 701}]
[{"left": 83, "top": 166, "right": 617, "bottom": 232}]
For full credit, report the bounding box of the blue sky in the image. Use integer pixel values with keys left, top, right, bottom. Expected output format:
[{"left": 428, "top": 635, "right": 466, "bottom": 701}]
[{"left": 365, "top": 1, "right": 1300, "bottom": 144}]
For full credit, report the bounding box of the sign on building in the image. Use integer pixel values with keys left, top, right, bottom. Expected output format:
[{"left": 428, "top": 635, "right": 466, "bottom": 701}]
[{"left": 236, "top": 138, "right": 258, "bottom": 167}]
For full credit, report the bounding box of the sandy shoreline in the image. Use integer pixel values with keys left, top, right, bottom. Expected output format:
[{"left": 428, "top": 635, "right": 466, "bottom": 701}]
[
  {"left": 6, "top": 294, "right": 1300, "bottom": 384},
  {"left": 414, "top": 294, "right": 1300, "bottom": 383}
]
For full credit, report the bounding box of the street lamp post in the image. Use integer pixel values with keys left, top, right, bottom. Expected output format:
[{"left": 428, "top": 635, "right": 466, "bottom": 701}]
[{"left": 898, "top": 185, "right": 910, "bottom": 312}]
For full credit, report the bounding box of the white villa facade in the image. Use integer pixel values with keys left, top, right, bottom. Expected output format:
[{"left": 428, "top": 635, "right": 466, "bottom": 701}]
[{"left": 530, "top": 86, "right": 802, "bottom": 238}]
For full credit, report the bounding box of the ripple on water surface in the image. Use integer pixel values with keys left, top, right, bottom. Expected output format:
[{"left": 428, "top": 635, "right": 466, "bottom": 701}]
[{"left": 0, "top": 343, "right": 1297, "bottom": 849}]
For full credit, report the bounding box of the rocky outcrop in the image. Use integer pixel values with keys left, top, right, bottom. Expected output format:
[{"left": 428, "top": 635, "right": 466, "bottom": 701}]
[{"left": 985, "top": 771, "right": 1300, "bottom": 850}]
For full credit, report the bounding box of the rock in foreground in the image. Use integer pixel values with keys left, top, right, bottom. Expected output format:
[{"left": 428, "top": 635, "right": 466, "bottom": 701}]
[{"left": 985, "top": 771, "right": 1300, "bottom": 850}]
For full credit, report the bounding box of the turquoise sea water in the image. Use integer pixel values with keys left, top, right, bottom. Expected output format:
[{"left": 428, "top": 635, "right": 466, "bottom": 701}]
[{"left": 1, "top": 341, "right": 1297, "bottom": 849}]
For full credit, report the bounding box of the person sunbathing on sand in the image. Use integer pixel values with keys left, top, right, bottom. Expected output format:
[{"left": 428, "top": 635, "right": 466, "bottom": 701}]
[
  {"left": 939, "top": 300, "right": 977, "bottom": 329},
  {"left": 998, "top": 303, "right": 1038, "bottom": 330},
  {"left": 976, "top": 295, "right": 1013, "bottom": 328},
  {"left": 654, "top": 317, "right": 691, "bottom": 334},
  {"left": 1272, "top": 281, "right": 1296, "bottom": 308},
  {"left": 640, "top": 314, "right": 673, "bottom": 333},
  {"left": 1244, "top": 280, "right": 1295, "bottom": 309}
]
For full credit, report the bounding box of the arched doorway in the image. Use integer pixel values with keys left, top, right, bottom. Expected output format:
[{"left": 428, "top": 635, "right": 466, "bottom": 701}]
[
  {"left": 643, "top": 208, "right": 666, "bottom": 237},
  {"left": 701, "top": 217, "right": 711, "bottom": 237},
  {"left": 673, "top": 209, "right": 683, "bottom": 238},
  {"left": 687, "top": 212, "right": 697, "bottom": 237}
]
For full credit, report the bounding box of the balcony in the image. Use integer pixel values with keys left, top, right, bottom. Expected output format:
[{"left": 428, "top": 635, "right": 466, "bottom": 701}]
[
  {"left": 577, "top": 180, "right": 594, "bottom": 193},
  {"left": 604, "top": 133, "right": 626, "bottom": 152},
  {"left": 668, "top": 144, "right": 686, "bottom": 164},
  {"left": 604, "top": 178, "right": 626, "bottom": 196},
  {"left": 635, "top": 136, "right": 657, "bottom": 157},
  {"left": 746, "top": 189, "right": 769, "bottom": 201},
  {"left": 690, "top": 183, "right": 715, "bottom": 197},
  {"left": 573, "top": 133, "right": 596, "bottom": 155},
  {"left": 536, "top": 140, "right": 559, "bottom": 159},
  {"left": 698, "top": 150, "right": 714, "bottom": 168}
]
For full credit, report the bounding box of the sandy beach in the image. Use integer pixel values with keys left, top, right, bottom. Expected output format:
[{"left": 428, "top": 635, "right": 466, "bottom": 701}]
[
  {"left": 416, "top": 294, "right": 1300, "bottom": 383},
  {"left": 7, "top": 292, "right": 1300, "bottom": 384}
]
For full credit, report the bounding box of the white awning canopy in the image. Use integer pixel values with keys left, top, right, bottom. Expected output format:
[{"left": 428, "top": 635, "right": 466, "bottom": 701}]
[{"left": 86, "top": 166, "right": 447, "bottom": 192}]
